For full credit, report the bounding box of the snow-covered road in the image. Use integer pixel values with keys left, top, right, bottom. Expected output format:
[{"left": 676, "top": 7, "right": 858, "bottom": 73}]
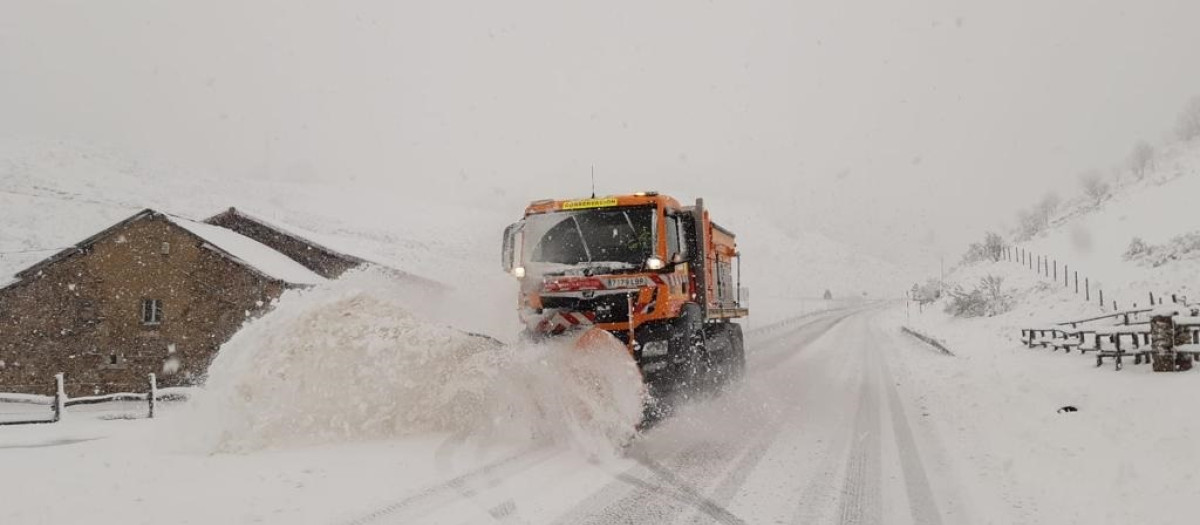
[
  {"left": 2, "top": 306, "right": 973, "bottom": 525},
  {"left": 340, "top": 306, "right": 966, "bottom": 525}
]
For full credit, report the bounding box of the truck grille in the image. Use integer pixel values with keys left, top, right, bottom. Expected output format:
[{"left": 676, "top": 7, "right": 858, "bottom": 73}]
[{"left": 541, "top": 293, "right": 632, "bottom": 324}]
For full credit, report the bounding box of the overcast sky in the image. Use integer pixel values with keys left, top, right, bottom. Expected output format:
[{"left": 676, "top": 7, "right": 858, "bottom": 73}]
[{"left": 3, "top": 0, "right": 1199, "bottom": 273}]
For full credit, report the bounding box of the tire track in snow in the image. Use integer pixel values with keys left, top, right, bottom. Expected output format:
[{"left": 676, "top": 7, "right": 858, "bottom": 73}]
[
  {"left": 787, "top": 317, "right": 880, "bottom": 525},
  {"left": 552, "top": 310, "right": 855, "bottom": 525},
  {"left": 683, "top": 320, "right": 862, "bottom": 524},
  {"left": 553, "top": 442, "right": 745, "bottom": 525},
  {"left": 877, "top": 341, "right": 944, "bottom": 525},
  {"left": 787, "top": 420, "right": 856, "bottom": 525},
  {"left": 837, "top": 366, "right": 883, "bottom": 525},
  {"left": 341, "top": 445, "right": 554, "bottom": 525}
]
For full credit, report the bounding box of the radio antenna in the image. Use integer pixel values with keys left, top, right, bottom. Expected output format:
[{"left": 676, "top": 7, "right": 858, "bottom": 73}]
[{"left": 591, "top": 166, "right": 596, "bottom": 198}]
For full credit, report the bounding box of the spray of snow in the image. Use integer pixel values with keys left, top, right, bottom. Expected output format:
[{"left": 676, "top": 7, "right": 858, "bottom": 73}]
[{"left": 179, "top": 269, "right": 644, "bottom": 455}]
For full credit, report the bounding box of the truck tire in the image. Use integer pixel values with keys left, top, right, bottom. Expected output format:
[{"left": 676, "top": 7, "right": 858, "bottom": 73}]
[
  {"left": 705, "top": 322, "right": 745, "bottom": 391},
  {"left": 670, "top": 303, "right": 707, "bottom": 397},
  {"left": 703, "top": 322, "right": 734, "bottom": 391},
  {"left": 728, "top": 322, "right": 745, "bottom": 382}
]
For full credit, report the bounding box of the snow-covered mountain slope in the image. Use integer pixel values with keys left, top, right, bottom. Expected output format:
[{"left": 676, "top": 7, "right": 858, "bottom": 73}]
[
  {"left": 0, "top": 137, "right": 516, "bottom": 337},
  {"left": 0, "top": 137, "right": 908, "bottom": 333},
  {"left": 1019, "top": 139, "right": 1200, "bottom": 306}
]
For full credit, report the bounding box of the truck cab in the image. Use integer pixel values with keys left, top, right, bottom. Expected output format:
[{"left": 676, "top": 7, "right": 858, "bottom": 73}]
[{"left": 502, "top": 192, "right": 747, "bottom": 399}]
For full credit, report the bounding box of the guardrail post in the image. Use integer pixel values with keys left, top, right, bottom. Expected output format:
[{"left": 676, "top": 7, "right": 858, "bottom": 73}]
[
  {"left": 1053, "top": 260, "right": 1057, "bottom": 280},
  {"left": 147, "top": 373, "right": 157, "bottom": 419},
  {"left": 1074, "top": 272, "right": 1079, "bottom": 293},
  {"left": 53, "top": 373, "right": 65, "bottom": 423},
  {"left": 1086, "top": 278, "right": 1090, "bottom": 301},
  {"left": 1100, "top": 289, "right": 1104, "bottom": 308}
]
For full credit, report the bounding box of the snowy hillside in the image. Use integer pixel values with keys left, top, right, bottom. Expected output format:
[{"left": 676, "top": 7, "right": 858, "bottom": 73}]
[
  {"left": 896, "top": 141, "right": 1200, "bottom": 523},
  {"left": 0, "top": 137, "right": 907, "bottom": 333},
  {"left": 1014, "top": 138, "right": 1200, "bottom": 309}
]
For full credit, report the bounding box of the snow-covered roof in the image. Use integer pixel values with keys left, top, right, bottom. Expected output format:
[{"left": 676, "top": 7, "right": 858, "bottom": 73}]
[
  {"left": 167, "top": 216, "right": 326, "bottom": 286},
  {"left": 204, "top": 207, "right": 447, "bottom": 291},
  {"left": 205, "top": 207, "right": 367, "bottom": 265}
]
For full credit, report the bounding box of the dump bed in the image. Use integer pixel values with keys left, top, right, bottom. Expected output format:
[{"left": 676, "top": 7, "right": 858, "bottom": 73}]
[{"left": 687, "top": 200, "right": 747, "bottom": 320}]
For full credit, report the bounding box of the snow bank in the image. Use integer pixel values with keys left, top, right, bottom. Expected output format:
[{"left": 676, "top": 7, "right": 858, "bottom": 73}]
[{"left": 181, "top": 269, "right": 643, "bottom": 455}]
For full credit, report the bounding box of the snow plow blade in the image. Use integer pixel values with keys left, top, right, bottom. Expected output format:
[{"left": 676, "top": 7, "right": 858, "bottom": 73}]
[{"left": 558, "top": 328, "right": 650, "bottom": 431}]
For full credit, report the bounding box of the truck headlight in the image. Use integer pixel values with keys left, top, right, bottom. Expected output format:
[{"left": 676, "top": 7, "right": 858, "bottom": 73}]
[
  {"left": 512, "top": 266, "right": 526, "bottom": 278},
  {"left": 645, "top": 257, "right": 665, "bottom": 270}
]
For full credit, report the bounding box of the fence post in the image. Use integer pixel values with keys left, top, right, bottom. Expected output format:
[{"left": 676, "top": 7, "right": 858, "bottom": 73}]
[
  {"left": 1086, "top": 278, "right": 1090, "bottom": 300},
  {"left": 1100, "top": 289, "right": 1105, "bottom": 308},
  {"left": 1151, "top": 313, "right": 1181, "bottom": 371},
  {"left": 1064, "top": 265, "right": 1069, "bottom": 287},
  {"left": 53, "top": 373, "right": 65, "bottom": 423},
  {"left": 1074, "top": 271, "right": 1079, "bottom": 293},
  {"left": 147, "top": 373, "right": 157, "bottom": 419},
  {"left": 1053, "top": 260, "right": 1057, "bottom": 280},
  {"left": 1150, "top": 292, "right": 1155, "bottom": 306}
]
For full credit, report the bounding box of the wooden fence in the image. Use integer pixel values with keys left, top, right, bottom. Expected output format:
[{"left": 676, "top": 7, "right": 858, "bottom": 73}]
[
  {"left": 0, "top": 373, "right": 172, "bottom": 426},
  {"left": 1003, "top": 246, "right": 1186, "bottom": 312}
]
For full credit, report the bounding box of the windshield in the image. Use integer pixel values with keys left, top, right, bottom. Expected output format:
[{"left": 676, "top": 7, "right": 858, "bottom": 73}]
[{"left": 522, "top": 206, "right": 656, "bottom": 271}]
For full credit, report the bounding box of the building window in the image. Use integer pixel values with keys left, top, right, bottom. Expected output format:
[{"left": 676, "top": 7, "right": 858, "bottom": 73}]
[
  {"left": 108, "top": 354, "right": 119, "bottom": 365},
  {"left": 142, "top": 299, "right": 163, "bottom": 325},
  {"left": 161, "top": 242, "right": 171, "bottom": 255},
  {"left": 78, "top": 299, "right": 97, "bottom": 324}
]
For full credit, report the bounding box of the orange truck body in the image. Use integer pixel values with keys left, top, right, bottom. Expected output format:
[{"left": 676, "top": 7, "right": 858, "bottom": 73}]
[{"left": 502, "top": 192, "right": 748, "bottom": 352}]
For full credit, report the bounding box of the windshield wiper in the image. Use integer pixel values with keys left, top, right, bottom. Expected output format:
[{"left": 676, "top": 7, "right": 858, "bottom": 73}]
[{"left": 570, "top": 216, "right": 593, "bottom": 263}]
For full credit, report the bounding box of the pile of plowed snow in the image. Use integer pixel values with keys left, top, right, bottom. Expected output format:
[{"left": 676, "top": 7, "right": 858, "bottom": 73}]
[{"left": 181, "top": 269, "right": 644, "bottom": 454}]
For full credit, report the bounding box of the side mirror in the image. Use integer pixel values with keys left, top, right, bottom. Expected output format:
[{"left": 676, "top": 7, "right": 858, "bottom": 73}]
[{"left": 501, "top": 222, "right": 523, "bottom": 273}]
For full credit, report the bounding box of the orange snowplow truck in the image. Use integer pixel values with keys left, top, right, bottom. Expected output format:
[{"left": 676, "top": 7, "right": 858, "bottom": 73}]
[{"left": 502, "top": 192, "right": 748, "bottom": 399}]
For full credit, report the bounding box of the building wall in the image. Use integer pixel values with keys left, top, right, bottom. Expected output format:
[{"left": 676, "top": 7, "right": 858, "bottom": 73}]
[
  {"left": 205, "top": 212, "right": 360, "bottom": 279},
  {"left": 0, "top": 215, "right": 284, "bottom": 396}
]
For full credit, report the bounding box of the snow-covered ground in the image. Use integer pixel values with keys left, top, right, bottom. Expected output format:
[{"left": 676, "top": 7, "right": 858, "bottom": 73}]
[
  {"left": 0, "top": 137, "right": 920, "bottom": 523},
  {"left": 898, "top": 256, "right": 1200, "bottom": 524},
  {"left": 6, "top": 133, "right": 1200, "bottom": 523}
]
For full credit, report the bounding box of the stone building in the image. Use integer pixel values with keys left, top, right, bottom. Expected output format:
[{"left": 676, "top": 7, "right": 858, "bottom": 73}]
[
  {"left": 0, "top": 209, "right": 325, "bottom": 396},
  {"left": 204, "top": 207, "right": 365, "bottom": 279}
]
